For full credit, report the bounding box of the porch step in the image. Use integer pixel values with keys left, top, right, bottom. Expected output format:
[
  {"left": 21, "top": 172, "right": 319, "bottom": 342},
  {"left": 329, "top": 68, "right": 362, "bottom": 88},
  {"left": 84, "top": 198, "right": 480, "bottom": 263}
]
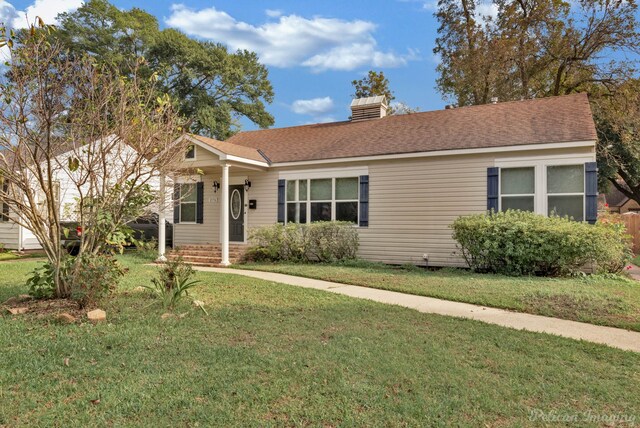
[{"left": 167, "top": 243, "right": 249, "bottom": 266}]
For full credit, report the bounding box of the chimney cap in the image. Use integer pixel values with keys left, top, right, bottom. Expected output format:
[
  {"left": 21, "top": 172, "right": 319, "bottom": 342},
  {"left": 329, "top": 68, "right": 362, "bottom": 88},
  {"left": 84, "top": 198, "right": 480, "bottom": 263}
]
[{"left": 350, "top": 95, "right": 388, "bottom": 108}]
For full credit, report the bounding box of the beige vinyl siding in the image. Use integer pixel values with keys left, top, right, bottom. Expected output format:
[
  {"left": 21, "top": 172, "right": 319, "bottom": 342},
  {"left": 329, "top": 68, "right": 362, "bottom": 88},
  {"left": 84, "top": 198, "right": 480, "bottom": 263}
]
[
  {"left": 360, "top": 154, "right": 492, "bottom": 266},
  {"left": 0, "top": 221, "right": 20, "bottom": 250},
  {"left": 172, "top": 145, "right": 596, "bottom": 266},
  {"left": 173, "top": 176, "right": 219, "bottom": 246},
  {"left": 246, "top": 170, "right": 279, "bottom": 230}
]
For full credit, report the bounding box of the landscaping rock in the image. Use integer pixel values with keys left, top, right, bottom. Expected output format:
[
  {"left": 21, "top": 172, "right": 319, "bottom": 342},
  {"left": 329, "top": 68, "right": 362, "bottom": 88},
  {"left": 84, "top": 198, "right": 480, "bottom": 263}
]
[
  {"left": 57, "top": 313, "right": 76, "bottom": 324},
  {"left": 7, "top": 307, "right": 28, "bottom": 315},
  {"left": 87, "top": 309, "right": 106, "bottom": 323}
]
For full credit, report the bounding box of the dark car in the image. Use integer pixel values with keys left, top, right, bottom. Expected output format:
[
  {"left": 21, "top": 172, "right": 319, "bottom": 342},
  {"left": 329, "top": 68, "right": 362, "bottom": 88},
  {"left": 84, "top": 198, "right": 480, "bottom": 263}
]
[{"left": 61, "top": 215, "right": 173, "bottom": 255}]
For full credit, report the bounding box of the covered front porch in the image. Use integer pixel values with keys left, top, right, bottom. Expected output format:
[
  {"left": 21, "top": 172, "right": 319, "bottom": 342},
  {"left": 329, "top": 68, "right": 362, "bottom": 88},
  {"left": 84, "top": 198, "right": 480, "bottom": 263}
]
[{"left": 157, "top": 134, "right": 272, "bottom": 266}]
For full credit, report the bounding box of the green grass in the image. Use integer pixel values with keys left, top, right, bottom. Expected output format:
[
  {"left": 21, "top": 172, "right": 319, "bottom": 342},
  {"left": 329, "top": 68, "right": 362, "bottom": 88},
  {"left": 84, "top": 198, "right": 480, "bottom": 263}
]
[
  {"left": 1, "top": 254, "right": 639, "bottom": 426},
  {"left": 237, "top": 260, "right": 640, "bottom": 332},
  {"left": 632, "top": 254, "right": 640, "bottom": 266},
  {"left": 0, "top": 251, "right": 46, "bottom": 261}
]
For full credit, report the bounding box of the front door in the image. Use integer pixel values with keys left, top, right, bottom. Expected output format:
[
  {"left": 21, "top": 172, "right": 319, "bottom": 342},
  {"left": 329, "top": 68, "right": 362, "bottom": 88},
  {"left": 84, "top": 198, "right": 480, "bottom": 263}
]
[{"left": 229, "top": 185, "right": 244, "bottom": 242}]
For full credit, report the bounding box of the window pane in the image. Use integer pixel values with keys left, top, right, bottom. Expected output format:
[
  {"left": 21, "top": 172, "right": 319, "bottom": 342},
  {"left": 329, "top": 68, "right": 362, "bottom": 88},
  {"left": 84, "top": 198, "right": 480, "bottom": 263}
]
[
  {"left": 547, "top": 165, "right": 584, "bottom": 194},
  {"left": 286, "top": 202, "right": 307, "bottom": 223},
  {"left": 336, "top": 201, "right": 358, "bottom": 223},
  {"left": 299, "top": 202, "right": 307, "bottom": 223},
  {"left": 299, "top": 180, "right": 308, "bottom": 201},
  {"left": 336, "top": 177, "right": 358, "bottom": 200},
  {"left": 501, "top": 196, "right": 534, "bottom": 212},
  {"left": 181, "top": 203, "right": 196, "bottom": 222},
  {"left": 310, "top": 202, "right": 331, "bottom": 221},
  {"left": 310, "top": 179, "right": 332, "bottom": 200},
  {"left": 286, "top": 180, "right": 296, "bottom": 202},
  {"left": 548, "top": 195, "right": 584, "bottom": 221},
  {"left": 501, "top": 167, "right": 534, "bottom": 195},
  {"left": 181, "top": 184, "right": 197, "bottom": 202},
  {"left": 286, "top": 203, "right": 296, "bottom": 223}
]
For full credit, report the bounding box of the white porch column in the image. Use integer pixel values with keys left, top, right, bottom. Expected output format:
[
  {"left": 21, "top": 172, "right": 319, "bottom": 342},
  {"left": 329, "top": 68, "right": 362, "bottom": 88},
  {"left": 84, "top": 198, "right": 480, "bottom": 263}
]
[
  {"left": 220, "top": 163, "right": 230, "bottom": 266},
  {"left": 156, "top": 174, "right": 167, "bottom": 262}
]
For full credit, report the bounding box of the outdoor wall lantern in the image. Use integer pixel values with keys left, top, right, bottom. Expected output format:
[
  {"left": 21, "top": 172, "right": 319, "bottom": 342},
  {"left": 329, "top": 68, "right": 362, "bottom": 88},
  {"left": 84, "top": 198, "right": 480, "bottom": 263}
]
[
  {"left": 212, "top": 180, "right": 220, "bottom": 193},
  {"left": 244, "top": 179, "right": 252, "bottom": 192}
]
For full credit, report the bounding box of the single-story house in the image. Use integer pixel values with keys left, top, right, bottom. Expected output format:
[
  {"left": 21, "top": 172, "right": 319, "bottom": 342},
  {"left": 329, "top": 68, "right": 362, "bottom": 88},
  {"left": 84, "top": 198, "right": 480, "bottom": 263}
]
[{"left": 165, "top": 93, "right": 598, "bottom": 267}]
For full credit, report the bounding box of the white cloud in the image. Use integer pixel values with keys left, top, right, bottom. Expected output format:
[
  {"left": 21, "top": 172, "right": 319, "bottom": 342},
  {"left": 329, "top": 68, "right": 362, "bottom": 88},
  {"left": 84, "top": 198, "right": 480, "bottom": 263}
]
[
  {"left": 291, "top": 96, "right": 334, "bottom": 116},
  {"left": 166, "top": 4, "right": 416, "bottom": 72},
  {"left": 0, "top": 0, "right": 82, "bottom": 29},
  {"left": 0, "top": 1, "right": 18, "bottom": 25},
  {"left": 476, "top": 2, "right": 498, "bottom": 21},
  {"left": 265, "top": 9, "right": 282, "bottom": 18}
]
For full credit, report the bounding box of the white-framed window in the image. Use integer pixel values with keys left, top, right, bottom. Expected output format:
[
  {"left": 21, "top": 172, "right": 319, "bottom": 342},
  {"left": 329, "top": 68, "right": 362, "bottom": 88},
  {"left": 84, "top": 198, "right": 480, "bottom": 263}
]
[
  {"left": 286, "top": 177, "right": 359, "bottom": 224},
  {"left": 500, "top": 167, "right": 535, "bottom": 212},
  {"left": 547, "top": 165, "right": 584, "bottom": 221},
  {"left": 185, "top": 144, "right": 196, "bottom": 160},
  {"left": 179, "top": 183, "right": 197, "bottom": 223},
  {"left": 499, "top": 163, "right": 586, "bottom": 221}
]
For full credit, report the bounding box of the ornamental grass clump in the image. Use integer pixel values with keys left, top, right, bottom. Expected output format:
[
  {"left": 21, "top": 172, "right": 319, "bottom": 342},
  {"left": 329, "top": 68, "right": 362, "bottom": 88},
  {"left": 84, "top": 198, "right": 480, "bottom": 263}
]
[{"left": 451, "top": 210, "right": 631, "bottom": 276}]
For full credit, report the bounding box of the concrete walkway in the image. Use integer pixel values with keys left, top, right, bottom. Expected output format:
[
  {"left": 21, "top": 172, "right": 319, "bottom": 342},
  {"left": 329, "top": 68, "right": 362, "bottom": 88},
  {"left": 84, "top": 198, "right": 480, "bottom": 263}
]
[{"left": 194, "top": 266, "right": 640, "bottom": 353}]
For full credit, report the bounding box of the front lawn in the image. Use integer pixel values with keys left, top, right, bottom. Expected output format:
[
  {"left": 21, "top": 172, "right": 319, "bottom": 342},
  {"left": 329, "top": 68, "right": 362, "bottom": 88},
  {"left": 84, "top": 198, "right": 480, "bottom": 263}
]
[
  {"left": 238, "top": 261, "right": 640, "bottom": 332},
  {"left": 1, "top": 255, "right": 639, "bottom": 426}
]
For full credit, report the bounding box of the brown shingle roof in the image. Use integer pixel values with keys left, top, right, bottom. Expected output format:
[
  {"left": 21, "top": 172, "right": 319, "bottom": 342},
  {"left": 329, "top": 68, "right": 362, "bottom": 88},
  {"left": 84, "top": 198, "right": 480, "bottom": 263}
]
[
  {"left": 189, "top": 134, "right": 268, "bottom": 163},
  {"left": 225, "top": 93, "right": 596, "bottom": 163}
]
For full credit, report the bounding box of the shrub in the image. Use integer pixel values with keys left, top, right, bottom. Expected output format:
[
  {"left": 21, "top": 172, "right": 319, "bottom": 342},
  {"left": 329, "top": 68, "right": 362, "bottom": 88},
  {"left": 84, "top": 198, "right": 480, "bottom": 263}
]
[
  {"left": 247, "top": 222, "right": 359, "bottom": 263},
  {"left": 27, "top": 257, "right": 74, "bottom": 299},
  {"left": 68, "top": 253, "right": 125, "bottom": 307},
  {"left": 26, "top": 253, "right": 123, "bottom": 304},
  {"left": 450, "top": 210, "right": 631, "bottom": 276},
  {"left": 144, "top": 258, "right": 201, "bottom": 308},
  {"left": 134, "top": 237, "right": 158, "bottom": 261}
]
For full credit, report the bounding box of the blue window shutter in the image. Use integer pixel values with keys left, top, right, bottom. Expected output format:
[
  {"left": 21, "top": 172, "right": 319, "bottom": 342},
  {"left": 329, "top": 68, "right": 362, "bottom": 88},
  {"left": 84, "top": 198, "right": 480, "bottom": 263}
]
[
  {"left": 1, "top": 183, "right": 9, "bottom": 221},
  {"left": 173, "top": 184, "right": 180, "bottom": 224},
  {"left": 359, "top": 175, "right": 369, "bottom": 227},
  {"left": 196, "top": 182, "right": 204, "bottom": 224},
  {"left": 277, "top": 179, "right": 285, "bottom": 223},
  {"left": 585, "top": 162, "right": 598, "bottom": 224},
  {"left": 487, "top": 167, "right": 499, "bottom": 213}
]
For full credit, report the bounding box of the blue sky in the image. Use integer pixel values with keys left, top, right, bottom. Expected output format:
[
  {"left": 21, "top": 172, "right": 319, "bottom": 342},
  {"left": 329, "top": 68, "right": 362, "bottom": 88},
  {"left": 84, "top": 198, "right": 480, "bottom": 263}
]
[
  {"left": 2, "top": 0, "right": 637, "bottom": 132},
  {"left": 1, "top": 0, "right": 445, "bottom": 130}
]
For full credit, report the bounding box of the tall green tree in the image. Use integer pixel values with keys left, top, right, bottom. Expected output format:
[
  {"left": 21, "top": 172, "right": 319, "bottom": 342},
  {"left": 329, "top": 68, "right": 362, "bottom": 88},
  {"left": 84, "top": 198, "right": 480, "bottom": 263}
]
[
  {"left": 352, "top": 70, "right": 396, "bottom": 104},
  {"left": 55, "top": 0, "right": 274, "bottom": 140},
  {"left": 435, "top": 0, "right": 638, "bottom": 104},
  {"left": 351, "top": 70, "right": 419, "bottom": 115},
  {"left": 592, "top": 79, "right": 640, "bottom": 203},
  {"left": 434, "top": 0, "right": 640, "bottom": 200}
]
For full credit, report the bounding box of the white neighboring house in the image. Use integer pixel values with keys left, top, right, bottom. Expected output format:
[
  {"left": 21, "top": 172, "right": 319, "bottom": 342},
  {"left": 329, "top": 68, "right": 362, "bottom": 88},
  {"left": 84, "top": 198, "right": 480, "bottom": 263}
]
[{"left": 0, "top": 140, "right": 170, "bottom": 251}]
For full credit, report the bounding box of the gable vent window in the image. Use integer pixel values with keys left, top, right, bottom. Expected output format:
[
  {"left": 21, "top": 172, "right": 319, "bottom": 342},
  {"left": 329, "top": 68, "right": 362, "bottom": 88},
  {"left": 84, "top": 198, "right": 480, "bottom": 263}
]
[
  {"left": 185, "top": 145, "right": 195, "bottom": 160},
  {"left": 500, "top": 167, "right": 535, "bottom": 212}
]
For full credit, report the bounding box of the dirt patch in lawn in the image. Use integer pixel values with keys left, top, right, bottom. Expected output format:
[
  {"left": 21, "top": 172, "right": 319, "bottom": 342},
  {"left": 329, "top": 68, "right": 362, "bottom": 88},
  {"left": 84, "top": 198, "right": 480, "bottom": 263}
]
[
  {"left": 2, "top": 295, "right": 86, "bottom": 321},
  {"left": 524, "top": 292, "right": 630, "bottom": 322}
]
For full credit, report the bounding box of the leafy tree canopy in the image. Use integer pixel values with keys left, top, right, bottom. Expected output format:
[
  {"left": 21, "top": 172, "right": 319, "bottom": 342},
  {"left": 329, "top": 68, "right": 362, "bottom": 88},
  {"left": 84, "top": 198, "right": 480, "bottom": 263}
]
[
  {"left": 351, "top": 70, "right": 419, "bottom": 115},
  {"left": 433, "top": 0, "right": 640, "bottom": 199},
  {"left": 55, "top": 0, "right": 274, "bottom": 140}
]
